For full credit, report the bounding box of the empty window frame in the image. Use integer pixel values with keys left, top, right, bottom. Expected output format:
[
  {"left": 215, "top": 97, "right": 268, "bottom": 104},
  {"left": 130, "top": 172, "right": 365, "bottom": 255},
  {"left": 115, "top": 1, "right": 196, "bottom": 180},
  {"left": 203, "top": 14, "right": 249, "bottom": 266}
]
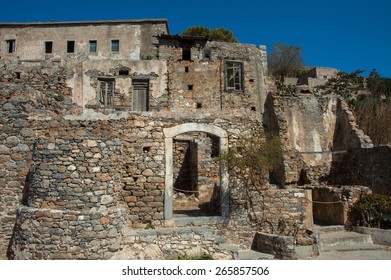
[
  {"left": 67, "top": 41, "right": 75, "bottom": 53},
  {"left": 225, "top": 61, "right": 244, "bottom": 91},
  {"left": 89, "top": 40, "right": 97, "bottom": 53},
  {"left": 98, "top": 79, "right": 115, "bottom": 106},
  {"left": 111, "top": 40, "right": 119, "bottom": 52},
  {"left": 6, "top": 39, "right": 16, "bottom": 53},
  {"left": 45, "top": 41, "right": 53, "bottom": 54}
]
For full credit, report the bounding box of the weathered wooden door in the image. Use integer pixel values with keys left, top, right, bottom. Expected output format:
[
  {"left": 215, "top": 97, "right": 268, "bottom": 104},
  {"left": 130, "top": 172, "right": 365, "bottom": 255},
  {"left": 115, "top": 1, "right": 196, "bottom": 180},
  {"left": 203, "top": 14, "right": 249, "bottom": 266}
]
[{"left": 132, "top": 79, "right": 149, "bottom": 111}]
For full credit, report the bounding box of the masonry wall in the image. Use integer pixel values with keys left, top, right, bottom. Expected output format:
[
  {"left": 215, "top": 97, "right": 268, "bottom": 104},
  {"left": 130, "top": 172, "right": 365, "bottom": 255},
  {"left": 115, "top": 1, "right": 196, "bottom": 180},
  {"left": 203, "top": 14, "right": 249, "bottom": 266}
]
[
  {"left": 114, "top": 188, "right": 313, "bottom": 260},
  {"left": 159, "top": 40, "right": 267, "bottom": 113},
  {"left": 328, "top": 146, "right": 391, "bottom": 195},
  {"left": 9, "top": 137, "right": 126, "bottom": 259},
  {"left": 263, "top": 92, "right": 373, "bottom": 186},
  {"left": 307, "top": 185, "right": 371, "bottom": 225},
  {"left": 0, "top": 20, "right": 168, "bottom": 61}
]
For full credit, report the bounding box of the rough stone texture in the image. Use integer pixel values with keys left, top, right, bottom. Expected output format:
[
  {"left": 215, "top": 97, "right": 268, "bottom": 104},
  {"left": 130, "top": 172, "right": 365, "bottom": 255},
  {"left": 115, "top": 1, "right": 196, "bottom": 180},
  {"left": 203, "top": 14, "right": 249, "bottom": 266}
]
[
  {"left": 252, "top": 232, "right": 318, "bottom": 260},
  {"left": 1, "top": 19, "right": 389, "bottom": 260},
  {"left": 117, "top": 226, "right": 235, "bottom": 260},
  {"left": 11, "top": 206, "right": 126, "bottom": 260},
  {"left": 158, "top": 39, "right": 267, "bottom": 113},
  {"left": 307, "top": 185, "right": 371, "bottom": 225},
  {"left": 8, "top": 137, "right": 126, "bottom": 259},
  {"left": 328, "top": 146, "right": 391, "bottom": 194},
  {"left": 26, "top": 137, "right": 122, "bottom": 210}
]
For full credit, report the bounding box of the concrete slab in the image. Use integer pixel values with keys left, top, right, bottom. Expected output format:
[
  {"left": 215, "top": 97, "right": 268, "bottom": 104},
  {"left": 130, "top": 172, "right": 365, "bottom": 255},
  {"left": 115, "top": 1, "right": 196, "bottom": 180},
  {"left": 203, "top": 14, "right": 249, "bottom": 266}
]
[
  {"left": 314, "top": 249, "right": 391, "bottom": 260},
  {"left": 238, "top": 250, "right": 274, "bottom": 260}
]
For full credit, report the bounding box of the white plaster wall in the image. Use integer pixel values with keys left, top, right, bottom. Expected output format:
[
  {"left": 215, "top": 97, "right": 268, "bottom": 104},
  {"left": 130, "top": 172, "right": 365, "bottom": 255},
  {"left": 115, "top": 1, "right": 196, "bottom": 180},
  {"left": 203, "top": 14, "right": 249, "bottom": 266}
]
[
  {"left": 286, "top": 96, "right": 337, "bottom": 166},
  {"left": 0, "top": 24, "right": 147, "bottom": 60}
]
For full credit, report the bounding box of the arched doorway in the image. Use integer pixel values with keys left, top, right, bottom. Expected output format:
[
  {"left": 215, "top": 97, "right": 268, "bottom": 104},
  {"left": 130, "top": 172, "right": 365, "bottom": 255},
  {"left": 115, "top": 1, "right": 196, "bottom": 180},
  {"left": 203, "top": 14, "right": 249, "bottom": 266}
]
[{"left": 163, "top": 123, "right": 229, "bottom": 220}]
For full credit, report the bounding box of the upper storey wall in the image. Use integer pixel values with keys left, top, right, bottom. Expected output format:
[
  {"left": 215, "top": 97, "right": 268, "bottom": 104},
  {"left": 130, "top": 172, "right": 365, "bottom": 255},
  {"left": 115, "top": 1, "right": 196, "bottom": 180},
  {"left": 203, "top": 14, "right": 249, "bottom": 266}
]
[
  {"left": 158, "top": 38, "right": 268, "bottom": 113},
  {"left": 0, "top": 20, "right": 168, "bottom": 61}
]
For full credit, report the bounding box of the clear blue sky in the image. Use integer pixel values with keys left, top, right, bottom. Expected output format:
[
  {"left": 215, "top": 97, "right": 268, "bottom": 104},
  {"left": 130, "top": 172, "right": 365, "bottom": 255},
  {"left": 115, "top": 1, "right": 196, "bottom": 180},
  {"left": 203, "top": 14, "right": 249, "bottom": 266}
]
[{"left": 1, "top": 0, "right": 390, "bottom": 77}]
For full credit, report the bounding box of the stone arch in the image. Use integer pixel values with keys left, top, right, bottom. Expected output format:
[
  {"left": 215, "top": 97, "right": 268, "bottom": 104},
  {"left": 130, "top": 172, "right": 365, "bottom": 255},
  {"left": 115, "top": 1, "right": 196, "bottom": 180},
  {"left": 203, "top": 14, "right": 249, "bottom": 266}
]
[{"left": 163, "top": 123, "right": 229, "bottom": 220}]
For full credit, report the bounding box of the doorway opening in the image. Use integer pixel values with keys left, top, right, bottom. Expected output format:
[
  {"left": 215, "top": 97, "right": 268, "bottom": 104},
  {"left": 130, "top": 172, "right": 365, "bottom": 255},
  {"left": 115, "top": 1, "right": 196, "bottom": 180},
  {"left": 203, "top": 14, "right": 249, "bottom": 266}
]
[
  {"left": 163, "top": 123, "right": 229, "bottom": 221},
  {"left": 172, "top": 132, "right": 221, "bottom": 217}
]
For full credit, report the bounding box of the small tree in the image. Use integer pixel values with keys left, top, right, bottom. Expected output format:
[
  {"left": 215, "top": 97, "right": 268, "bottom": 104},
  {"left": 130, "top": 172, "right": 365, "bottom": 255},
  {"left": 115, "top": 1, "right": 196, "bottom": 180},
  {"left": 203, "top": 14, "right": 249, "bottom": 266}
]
[
  {"left": 182, "top": 26, "right": 238, "bottom": 43},
  {"left": 268, "top": 43, "right": 304, "bottom": 81},
  {"left": 348, "top": 194, "right": 391, "bottom": 229},
  {"left": 315, "top": 70, "right": 365, "bottom": 108},
  {"left": 221, "top": 129, "right": 283, "bottom": 228},
  {"left": 367, "top": 69, "right": 391, "bottom": 100}
]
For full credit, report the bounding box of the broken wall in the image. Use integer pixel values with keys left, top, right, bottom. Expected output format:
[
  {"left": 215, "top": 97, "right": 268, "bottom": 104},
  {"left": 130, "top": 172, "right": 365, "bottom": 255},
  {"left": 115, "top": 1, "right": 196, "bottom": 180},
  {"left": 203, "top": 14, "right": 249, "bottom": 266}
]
[
  {"left": 264, "top": 93, "right": 337, "bottom": 185},
  {"left": 65, "top": 58, "right": 168, "bottom": 109},
  {"left": 328, "top": 146, "right": 391, "bottom": 194},
  {"left": 159, "top": 39, "right": 267, "bottom": 113},
  {"left": 263, "top": 92, "right": 375, "bottom": 186}
]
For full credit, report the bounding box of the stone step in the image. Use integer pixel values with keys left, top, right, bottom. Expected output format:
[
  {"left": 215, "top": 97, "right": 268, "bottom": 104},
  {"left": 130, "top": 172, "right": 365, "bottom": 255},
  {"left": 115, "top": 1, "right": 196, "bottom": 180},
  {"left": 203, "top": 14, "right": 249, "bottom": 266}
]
[
  {"left": 319, "top": 231, "right": 373, "bottom": 249},
  {"left": 321, "top": 243, "right": 388, "bottom": 252},
  {"left": 237, "top": 250, "right": 274, "bottom": 260},
  {"left": 313, "top": 225, "right": 346, "bottom": 233}
]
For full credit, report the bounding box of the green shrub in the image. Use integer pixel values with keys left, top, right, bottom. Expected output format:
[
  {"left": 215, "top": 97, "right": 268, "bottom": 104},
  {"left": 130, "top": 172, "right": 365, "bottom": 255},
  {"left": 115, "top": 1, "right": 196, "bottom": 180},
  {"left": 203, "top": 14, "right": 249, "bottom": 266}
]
[{"left": 348, "top": 194, "right": 391, "bottom": 229}]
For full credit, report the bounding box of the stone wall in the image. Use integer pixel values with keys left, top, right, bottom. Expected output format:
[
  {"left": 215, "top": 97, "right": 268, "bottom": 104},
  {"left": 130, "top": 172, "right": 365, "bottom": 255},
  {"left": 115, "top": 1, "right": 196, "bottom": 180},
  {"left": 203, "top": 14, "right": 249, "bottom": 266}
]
[
  {"left": 328, "top": 146, "right": 391, "bottom": 194},
  {"left": 263, "top": 92, "right": 374, "bottom": 186},
  {"left": 116, "top": 225, "right": 234, "bottom": 260},
  {"left": 307, "top": 185, "right": 371, "bottom": 225},
  {"left": 0, "top": 82, "right": 46, "bottom": 258},
  {"left": 0, "top": 61, "right": 74, "bottom": 114},
  {"left": 247, "top": 188, "right": 313, "bottom": 234},
  {"left": 159, "top": 39, "right": 267, "bottom": 113},
  {"left": 9, "top": 137, "right": 127, "bottom": 259},
  {"left": 252, "top": 231, "right": 318, "bottom": 260}
]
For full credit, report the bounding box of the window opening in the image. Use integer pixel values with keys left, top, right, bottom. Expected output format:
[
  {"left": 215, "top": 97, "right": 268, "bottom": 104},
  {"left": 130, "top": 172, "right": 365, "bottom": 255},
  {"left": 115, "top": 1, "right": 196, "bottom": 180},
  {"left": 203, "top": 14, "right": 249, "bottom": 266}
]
[
  {"left": 182, "top": 47, "right": 191, "bottom": 60},
  {"left": 111, "top": 40, "right": 119, "bottom": 52},
  {"left": 209, "top": 134, "right": 220, "bottom": 158},
  {"left": 45, "top": 41, "right": 53, "bottom": 54},
  {"left": 184, "top": 66, "right": 189, "bottom": 73},
  {"left": 225, "top": 61, "right": 243, "bottom": 91},
  {"left": 119, "top": 69, "right": 129, "bottom": 76},
  {"left": 132, "top": 79, "right": 149, "bottom": 111},
  {"left": 98, "top": 79, "right": 115, "bottom": 106},
  {"left": 6, "top": 40, "right": 15, "bottom": 53},
  {"left": 89, "top": 40, "right": 97, "bottom": 52},
  {"left": 196, "top": 102, "right": 202, "bottom": 109},
  {"left": 188, "top": 85, "right": 193, "bottom": 90},
  {"left": 67, "top": 41, "right": 75, "bottom": 53}
]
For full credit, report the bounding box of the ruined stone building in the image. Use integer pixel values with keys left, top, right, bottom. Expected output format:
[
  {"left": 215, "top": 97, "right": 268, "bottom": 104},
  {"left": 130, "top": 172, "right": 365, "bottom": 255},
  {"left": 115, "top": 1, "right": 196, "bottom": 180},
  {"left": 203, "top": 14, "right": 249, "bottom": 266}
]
[{"left": 0, "top": 19, "right": 390, "bottom": 260}]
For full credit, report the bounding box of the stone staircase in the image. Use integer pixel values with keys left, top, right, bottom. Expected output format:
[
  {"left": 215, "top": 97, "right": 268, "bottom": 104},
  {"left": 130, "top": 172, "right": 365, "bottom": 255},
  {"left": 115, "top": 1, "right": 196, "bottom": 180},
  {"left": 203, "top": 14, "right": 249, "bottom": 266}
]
[{"left": 314, "top": 225, "right": 391, "bottom": 259}]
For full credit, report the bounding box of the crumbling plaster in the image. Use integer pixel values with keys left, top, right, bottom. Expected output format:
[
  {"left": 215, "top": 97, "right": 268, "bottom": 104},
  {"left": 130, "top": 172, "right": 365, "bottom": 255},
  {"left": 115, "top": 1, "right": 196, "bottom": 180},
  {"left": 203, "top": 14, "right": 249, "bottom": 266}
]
[
  {"left": 65, "top": 59, "right": 168, "bottom": 108},
  {"left": 0, "top": 20, "right": 168, "bottom": 61}
]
